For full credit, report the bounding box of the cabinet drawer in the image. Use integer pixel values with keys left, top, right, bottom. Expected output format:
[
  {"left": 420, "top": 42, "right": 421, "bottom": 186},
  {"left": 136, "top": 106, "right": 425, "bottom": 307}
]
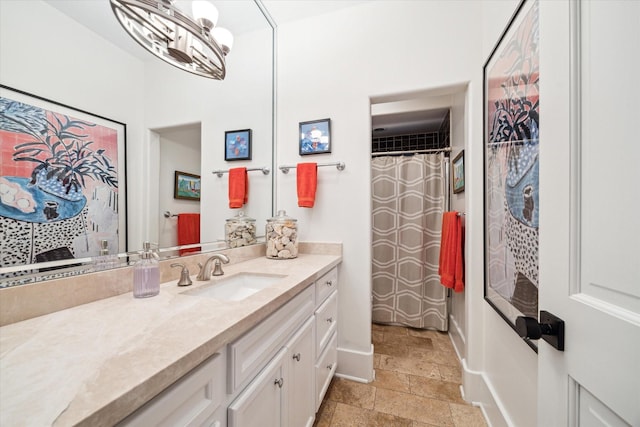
[
  {"left": 314, "top": 291, "right": 337, "bottom": 356},
  {"left": 315, "top": 332, "right": 337, "bottom": 411},
  {"left": 315, "top": 267, "right": 337, "bottom": 306},
  {"left": 228, "top": 285, "right": 314, "bottom": 394},
  {"left": 119, "top": 353, "right": 224, "bottom": 427}
]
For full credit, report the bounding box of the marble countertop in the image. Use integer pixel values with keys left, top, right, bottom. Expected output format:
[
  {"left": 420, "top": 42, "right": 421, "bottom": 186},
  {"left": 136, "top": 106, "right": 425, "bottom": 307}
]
[{"left": 0, "top": 252, "right": 341, "bottom": 426}]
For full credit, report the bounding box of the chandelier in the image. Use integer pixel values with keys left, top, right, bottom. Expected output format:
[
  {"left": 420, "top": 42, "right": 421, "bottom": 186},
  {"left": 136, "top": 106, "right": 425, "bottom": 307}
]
[{"left": 110, "top": 0, "right": 233, "bottom": 79}]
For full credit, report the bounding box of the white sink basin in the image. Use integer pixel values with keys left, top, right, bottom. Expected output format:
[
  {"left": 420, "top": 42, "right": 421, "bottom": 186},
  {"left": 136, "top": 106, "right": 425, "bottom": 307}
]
[{"left": 181, "top": 273, "right": 286, "bottom": 301}]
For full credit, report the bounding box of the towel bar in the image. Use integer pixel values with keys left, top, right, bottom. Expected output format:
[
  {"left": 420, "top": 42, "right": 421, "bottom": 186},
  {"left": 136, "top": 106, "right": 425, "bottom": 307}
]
[
  {"left": 164, "top": 211, "right": 178, "bottom": 218},
  {"left": 212, "top": 167, "right": 270, "bottom": 178},
  {"left": 279, "top": 161, "right": 346, "bottom": 174}
]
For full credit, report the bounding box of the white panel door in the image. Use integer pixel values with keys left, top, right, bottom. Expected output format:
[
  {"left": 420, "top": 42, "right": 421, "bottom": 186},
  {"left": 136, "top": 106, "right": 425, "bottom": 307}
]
[{"left": 538, "top": 1, "right": 640, "bottom": 426}]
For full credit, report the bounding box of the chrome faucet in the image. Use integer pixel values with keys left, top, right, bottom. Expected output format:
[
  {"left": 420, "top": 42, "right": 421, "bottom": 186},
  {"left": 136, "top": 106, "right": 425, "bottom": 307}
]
[{"left": 196, "top": 253, "right": 230, "bottom": 280}]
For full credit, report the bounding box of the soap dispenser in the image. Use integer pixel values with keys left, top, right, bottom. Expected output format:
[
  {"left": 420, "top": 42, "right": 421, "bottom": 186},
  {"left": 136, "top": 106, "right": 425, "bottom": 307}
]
[
  {"left": 94, "top": 239, "right": 119, "bottom": 271},
  {"left": 133, "top": 242, "right": 160, "bottom": 298}
]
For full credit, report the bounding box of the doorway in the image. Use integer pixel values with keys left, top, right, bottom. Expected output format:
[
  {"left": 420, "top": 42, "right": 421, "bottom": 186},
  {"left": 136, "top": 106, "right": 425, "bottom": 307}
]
[{"left": 370, "top": 97, "right": 451, "bottom": 331}]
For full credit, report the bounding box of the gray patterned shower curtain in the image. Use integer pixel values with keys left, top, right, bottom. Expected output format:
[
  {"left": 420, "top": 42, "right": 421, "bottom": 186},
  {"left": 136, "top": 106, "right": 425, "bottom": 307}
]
[{"left": 371, "top": 153, "right": 448, "bottom": 331}]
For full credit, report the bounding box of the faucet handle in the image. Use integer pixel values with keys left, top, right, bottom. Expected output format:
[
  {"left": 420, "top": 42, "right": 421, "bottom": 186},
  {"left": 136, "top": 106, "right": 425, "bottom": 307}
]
[
  {"left": 170, "top": 263, "right": 193, "bottom": 287},
  {"left": 212, "top": 259, "right": 224, "bottom": 276}
]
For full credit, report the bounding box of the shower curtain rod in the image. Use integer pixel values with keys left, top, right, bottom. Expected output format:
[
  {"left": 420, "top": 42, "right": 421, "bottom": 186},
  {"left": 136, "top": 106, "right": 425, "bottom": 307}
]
[{"left": 371, "top": 147, "right": 451, "bottom": 157}]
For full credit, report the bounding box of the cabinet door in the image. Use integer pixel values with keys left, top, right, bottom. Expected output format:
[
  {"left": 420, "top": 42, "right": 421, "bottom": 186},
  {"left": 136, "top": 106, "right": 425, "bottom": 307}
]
[
  {"left": 228, "top": 348, "right": 286, "bottom": 427},
  {"left": 287, "top": 318, "right": 314, "bottom": 427}
]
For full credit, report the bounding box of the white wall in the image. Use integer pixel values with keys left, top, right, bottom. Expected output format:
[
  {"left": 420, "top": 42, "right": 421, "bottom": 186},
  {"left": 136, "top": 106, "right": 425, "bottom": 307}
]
[
  {"left": 143, "top": 27, "right": 273, "bottom": 245},
  {"left": 276, "top": 1, "right": 539, "bottom": 425},
  {"left": 449, "top": 89, "right": 467, "bottom": 361},
  {"left": 274, "top": 0, "right": 482, "bottom": 381}
]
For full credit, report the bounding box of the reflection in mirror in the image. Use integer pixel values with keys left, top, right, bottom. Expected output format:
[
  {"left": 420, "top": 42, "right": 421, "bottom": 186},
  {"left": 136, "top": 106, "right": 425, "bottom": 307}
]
[{"left": 0, "top": 0, "right": 275, "bottom": 287}]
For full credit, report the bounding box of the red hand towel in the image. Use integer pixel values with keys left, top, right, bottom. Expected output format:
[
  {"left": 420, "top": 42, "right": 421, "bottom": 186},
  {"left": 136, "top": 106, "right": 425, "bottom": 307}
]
[
  {"left": 297, "top": 163, "right": 317, "bottom": 208},
  {"left": 229, "top": 167, "right": 248, "bottom": 208},
  {"left": 438, "top": 211, "right": 465, "bottom": 292},
  {"left": 177, "top": 213, "right": 200, "bottom": 255}
]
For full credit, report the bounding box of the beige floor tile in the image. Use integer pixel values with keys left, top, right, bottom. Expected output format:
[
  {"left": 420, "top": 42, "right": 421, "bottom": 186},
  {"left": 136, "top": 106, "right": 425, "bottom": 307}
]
[
  {"left": 375, "top": 342, "right": 411, "bottom": 358},
  {"left": 405, "top": 346, "right": 460, "bottom": 367},
  {"left": 313, "top": 399, "right": 336, "bottom": 427},
  {"left": 372, "top": 323, "right": 409, "bottom": 336},
  {"left": 372, "top": 330, "right": 384, "bottom": 346},
  {"left": 409, "top": 375, "right": 465, "bottom": 404},
  {"left": 374, "top": 388, "right": 454, "bottom": 426},
  {"left": 373, "top": 353, "right": 381, "bottom": 369},
  {"left": 326, "top": 377, "right": 376, "bottom": 409},
  {"left": 407, "top": 328, "right": 449, "bottom": 341},
  {"left": 379, "top": 354, "right": 441, "bottom": 379},
  {"left": 450, "top": 403, "right": 488, "bottom": 427},
  {"left": 438, "top": 364, "right": 463, "bottom": 383},
  {"left": 384, "top": 333, "right": 434, "bottom": 350},
  {"left": 372, "top": 369, "right": 411, "bottom": 393},
  {"left": 317, "top": 324, "right": 488, "bottom": 427},
  {"left": 330, "top": 402, "right": 413, "bottom": 427}
]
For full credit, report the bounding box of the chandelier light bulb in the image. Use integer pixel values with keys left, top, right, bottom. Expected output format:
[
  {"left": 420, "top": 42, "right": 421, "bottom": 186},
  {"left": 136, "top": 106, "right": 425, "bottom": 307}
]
[
  {"left": 192, "top": 0, "right": 219, "bottom": 31},
  {"left": 212, "top": 27, "right": 233, "bottom": 55}
]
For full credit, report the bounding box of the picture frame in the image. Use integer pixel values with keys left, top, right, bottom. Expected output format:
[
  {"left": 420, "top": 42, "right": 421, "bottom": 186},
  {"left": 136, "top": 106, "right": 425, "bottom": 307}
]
[
  {"left": 174, "top": 171, "right": 201, "bottom": 201},
  {"left": 299, "top": 118, "right": 331, "bottom": 155},
  {"left": 452, "top": 150, "right": 465, "bottom": 194},
  {"left": 225, "top": 129, "right": 252, "bottom": 161},
  {"left": 483, "top": 0, "right": 540, "bottom": 350},
  {"left": 0, "top": 84, "right": 127, "bottom": 272}
]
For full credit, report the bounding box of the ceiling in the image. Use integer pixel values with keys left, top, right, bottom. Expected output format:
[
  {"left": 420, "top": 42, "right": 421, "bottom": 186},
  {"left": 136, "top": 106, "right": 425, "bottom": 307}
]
[
  {"left": 44, "top": 0, "right": 447, "bottom": 136},
  {"left": 372, "top": 108, "right": 449, "bottom": 138}
]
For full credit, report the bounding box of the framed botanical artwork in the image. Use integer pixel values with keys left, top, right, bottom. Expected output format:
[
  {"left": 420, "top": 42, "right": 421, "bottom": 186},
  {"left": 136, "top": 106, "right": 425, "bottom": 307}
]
[
  {"left": 452, "top": 150, "right": 465, "bottom": 194},
  {"left": 0, "top": 84, "right": 127, "bottom": 274},
  {"left": 299, "top": 118, "right": 331, "bottom": 155},
  {"left": 174, "top": 171, "right": 201, "bottom": 201},
  {"left": 483, "top": 0, "right": 540, "bottom": 350},
  {"left": 225, "top": 129, "right": 252, "bottom": 161}
]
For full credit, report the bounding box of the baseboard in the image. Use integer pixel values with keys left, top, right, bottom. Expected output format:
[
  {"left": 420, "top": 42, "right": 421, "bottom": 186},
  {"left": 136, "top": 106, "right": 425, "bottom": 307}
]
[
  {"left": 335, "top": 344, "right": 374, "bottom": 383},
  {"left": 448, "top": 313, "right": 466, "bottom": 361},
  {"left": 460, "top": 359, "right": 510, "bottom": 427}
]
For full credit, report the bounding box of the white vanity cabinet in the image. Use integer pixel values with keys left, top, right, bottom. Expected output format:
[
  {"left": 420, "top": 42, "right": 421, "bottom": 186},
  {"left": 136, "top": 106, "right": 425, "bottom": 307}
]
[
  {"left": 228, "top": 347, "right": 287, "bottom": 427},
  {"left": 313, "top": 267, "right": 338, "bottom": 410},
  {"left": 118, "top": 353, "right": 226, "bottom": 427},
  {"left": 228, "top": 317, "right": 315, "bottom": 427},
  {"left": 229, "top": 266, "right": 338, "bottom": 427},
  {"left": 119, "top": 265, "right": 339, "bottom": 427}
]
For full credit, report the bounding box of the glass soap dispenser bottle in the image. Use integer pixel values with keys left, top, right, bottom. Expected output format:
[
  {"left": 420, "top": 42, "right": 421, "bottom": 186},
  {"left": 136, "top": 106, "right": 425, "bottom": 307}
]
[
  {"left": 94, "top": 239, "right": 119, "bottom": 271},
  {"left": 133, "top": 242, "right": 160, "bottom": 298}
]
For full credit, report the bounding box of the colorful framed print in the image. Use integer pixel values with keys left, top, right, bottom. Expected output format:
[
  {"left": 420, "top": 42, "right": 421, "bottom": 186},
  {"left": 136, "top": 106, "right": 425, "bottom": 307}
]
[
  {"left": 483, "top": 0, "right": 540, "bottom": 350},
  {"left": 452, "top": 150, "right": 465, "bottom": 194},
  {"left": 0, "top": 84, "right": 127, "bottom": 278},
  {"left": 299, "top": 118, "right": 331, "bottom": 155},
  {"left": 225, "top": 129, "right": 252, "bottom": 161},
  {"left": 174, "top": 171, "right": 201, "bottom": 201}
]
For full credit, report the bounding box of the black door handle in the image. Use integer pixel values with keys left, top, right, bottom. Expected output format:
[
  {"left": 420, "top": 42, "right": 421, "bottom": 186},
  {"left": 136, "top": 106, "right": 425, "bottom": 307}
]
[{"left": 516, "top": 310, "right": 565, "bottom": 351}]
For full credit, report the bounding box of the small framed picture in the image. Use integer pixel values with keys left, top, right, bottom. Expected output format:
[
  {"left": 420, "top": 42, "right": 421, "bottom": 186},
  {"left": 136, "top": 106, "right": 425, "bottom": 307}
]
[
  {"left": 452, "top": 150, "right": 465, "bottom": 194},
  {"left": 174, "top": 171, "right": 201, "bottom": 200},
  {"left": 299, "top": 118, "right": 331, "bottom": 155},
  {"left": 225, "top": 129, "right": 252, "bottom": 161}
]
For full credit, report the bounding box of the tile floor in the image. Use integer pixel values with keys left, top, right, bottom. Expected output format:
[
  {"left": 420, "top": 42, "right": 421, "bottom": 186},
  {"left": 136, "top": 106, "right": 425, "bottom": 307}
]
[{"left": 313, "top": 323, "right": 488, "bottom": 427}]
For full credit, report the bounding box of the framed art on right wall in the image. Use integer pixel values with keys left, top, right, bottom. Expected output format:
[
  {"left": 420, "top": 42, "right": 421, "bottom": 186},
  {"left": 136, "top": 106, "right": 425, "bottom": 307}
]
[
  {"left": 452, "top": 150, "right": 465, "bottom": 194},
  {"left": 483, "top": 0, "right": 540, "bottom": 350}
]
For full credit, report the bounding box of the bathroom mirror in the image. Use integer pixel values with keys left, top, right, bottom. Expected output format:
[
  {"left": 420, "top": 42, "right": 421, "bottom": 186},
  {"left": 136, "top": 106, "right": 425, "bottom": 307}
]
[{"left": 0, "top": 0, "right": 275, "bottom": 286}]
